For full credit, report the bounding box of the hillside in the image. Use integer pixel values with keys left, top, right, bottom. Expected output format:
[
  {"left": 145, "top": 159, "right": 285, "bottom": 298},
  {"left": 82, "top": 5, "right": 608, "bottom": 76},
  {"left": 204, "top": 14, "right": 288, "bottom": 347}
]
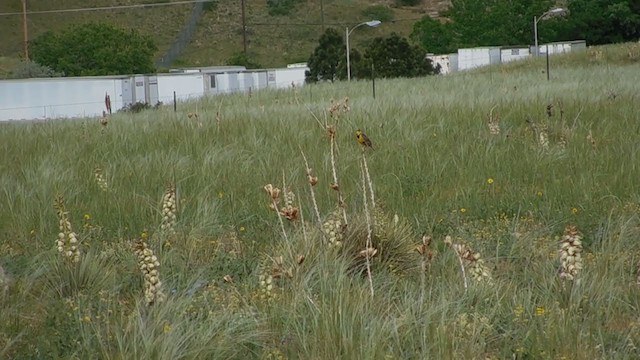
[{"left": 0, "top": 0, "right": 450, "bottom": 74}]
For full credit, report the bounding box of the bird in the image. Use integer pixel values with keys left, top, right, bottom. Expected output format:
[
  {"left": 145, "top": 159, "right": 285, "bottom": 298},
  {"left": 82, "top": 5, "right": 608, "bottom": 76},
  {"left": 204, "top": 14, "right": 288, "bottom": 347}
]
[{"left": 355, "top": 129, "right": 373, "bottom": 149}]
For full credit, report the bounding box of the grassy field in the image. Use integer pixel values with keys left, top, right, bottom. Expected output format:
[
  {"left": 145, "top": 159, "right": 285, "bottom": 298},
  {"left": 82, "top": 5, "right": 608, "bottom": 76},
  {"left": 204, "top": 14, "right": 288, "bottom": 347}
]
[{"left": 1, "top": 43, "right": 640, "bottom": 359}]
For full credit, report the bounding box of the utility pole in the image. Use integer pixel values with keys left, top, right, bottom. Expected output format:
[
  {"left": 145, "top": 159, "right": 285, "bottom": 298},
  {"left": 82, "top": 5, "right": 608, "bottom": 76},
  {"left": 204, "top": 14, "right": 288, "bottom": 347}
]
[
  {"left": 320, "top": 0, "right": 325, "bottom": 32},
  {"left": 22, "top": 0, "right": 29, "bottom": 61},
  {"left": 241, "top": 0, "right": 247, "bottom": 57}
]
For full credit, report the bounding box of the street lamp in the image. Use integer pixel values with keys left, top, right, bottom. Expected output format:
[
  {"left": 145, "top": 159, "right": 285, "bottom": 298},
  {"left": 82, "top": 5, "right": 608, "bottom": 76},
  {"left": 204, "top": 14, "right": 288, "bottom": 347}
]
[
  {"left": 346, "top": 20, "right": 381, "bottom": 81},
  {"left": 534, "top": 7, "right": 565, "bottom": 57}
]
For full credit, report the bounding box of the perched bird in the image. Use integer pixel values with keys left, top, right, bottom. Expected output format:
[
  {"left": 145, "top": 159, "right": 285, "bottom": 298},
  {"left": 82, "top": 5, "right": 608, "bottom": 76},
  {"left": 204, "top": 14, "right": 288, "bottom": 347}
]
[{"left": 355, "top": 129, "right": 373, "bottom": 149}]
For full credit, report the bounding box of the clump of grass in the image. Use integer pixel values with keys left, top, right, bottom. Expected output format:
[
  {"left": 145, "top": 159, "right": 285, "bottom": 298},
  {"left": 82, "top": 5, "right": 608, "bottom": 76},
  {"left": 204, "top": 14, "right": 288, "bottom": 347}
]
[
  {"left": 54, "top": 195, "right": 81, "bottom": 263},
  {"left": 337, "top": 208, "right": 419, "bottom": 279}
]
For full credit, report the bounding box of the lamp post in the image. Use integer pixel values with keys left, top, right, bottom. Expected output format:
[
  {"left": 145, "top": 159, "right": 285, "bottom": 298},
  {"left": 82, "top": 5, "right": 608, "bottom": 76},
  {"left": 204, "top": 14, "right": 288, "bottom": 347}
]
[
  {"left": 534, "top": 7, "right": 565, "bottom": 57},
  {"left": 346, "top": 20, "right": 381, "bottom": 81}
]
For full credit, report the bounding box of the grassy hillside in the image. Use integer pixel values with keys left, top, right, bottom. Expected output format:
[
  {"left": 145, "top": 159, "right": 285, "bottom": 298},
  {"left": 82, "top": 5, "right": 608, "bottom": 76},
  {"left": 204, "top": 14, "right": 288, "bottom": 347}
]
[
  {"left": 0, "top": 0, "right": 449, "bottom": 74},
  {"left": 1, "top": 43, "right": 640, "bottom": 358},
  {"left": 178, "top": 0, "right": 451, "bottom": 67}
]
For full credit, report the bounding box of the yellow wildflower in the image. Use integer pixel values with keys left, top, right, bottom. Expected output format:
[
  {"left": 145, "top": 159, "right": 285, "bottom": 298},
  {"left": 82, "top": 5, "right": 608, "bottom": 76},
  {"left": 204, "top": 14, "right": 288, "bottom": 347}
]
[
  {"left": 487, "top": 178, "right": 494, "bottom": 184},
  {"left": 460, "top": 208, "right": 467, "bottom": 214},
  {"left": 535, "top": 306, "right": 545, "bottom": 316},
  {"left": 571, "top": 207, "right": 579, "bottom": 215}
]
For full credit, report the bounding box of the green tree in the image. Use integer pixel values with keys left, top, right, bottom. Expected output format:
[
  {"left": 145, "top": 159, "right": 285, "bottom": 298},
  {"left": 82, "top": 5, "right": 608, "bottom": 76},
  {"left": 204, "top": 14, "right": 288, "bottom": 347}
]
[
  {"left": 305, "top": 28, "right": 346, "bottom": 83},
  {"left": 411, "top": 0, "right": 555, "bottom": 53},
  {"left": 410, "top": 16, "right": 456, "bottom": 54},
  {"left": 550, "top": 0, "right": 640, "bottom": 44},
  {"left": 30, "top": 23, "right": 157, "bottom": 76},
  {"left": 226, "top": 52, "right": 262, "bottom": 69},
  {"left": 363, "top": 33, "right": 437, "bottom": 78},
  {"left": 412, "top": 0, "right": 639, "bottom": 54}
]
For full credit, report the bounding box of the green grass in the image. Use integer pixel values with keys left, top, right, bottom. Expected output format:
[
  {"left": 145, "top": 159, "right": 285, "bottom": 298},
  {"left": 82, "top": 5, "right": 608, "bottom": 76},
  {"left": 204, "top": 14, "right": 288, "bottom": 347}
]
[{"left": 1, "top": 44, "right": 640, "bottom": 359}]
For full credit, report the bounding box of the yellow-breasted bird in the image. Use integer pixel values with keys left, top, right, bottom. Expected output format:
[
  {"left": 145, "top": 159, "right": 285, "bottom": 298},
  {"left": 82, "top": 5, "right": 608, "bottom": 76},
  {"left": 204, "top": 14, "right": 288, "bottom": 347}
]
[{"left": 355, "top": 129, "right": 373, "bottom": 149}]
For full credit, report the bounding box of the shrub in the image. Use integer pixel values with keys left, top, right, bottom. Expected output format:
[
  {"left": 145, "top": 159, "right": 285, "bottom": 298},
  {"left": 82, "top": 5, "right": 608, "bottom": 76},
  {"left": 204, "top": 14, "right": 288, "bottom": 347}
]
[
  {"left": 266, "top": 0, "right": 301, "bottom": 16},
  {"left": 8, "top": 60, "right": 63, "bottom": 79},
  {"left": 119, "top": 101, "right": 162, "bottom": 113},
  {"left": 203, "top": 0, "right": 218, "bottom": 12},
  {"left": 227, "top": 53, "right": 262, "bottom": 69}
]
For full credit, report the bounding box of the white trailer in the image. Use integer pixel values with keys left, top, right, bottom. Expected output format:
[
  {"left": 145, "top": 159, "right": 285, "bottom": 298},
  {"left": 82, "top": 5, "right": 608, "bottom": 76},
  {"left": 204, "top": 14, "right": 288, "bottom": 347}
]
[
  {"left": 501, "top": 47, "right": 531, "bottom": 63},
  {"left": 457, "top": 47, "right": 502, "bottom": 71},
  {"left": 0, "top": 63, "right": 309, "bottom": 121},
  {"left": 0, "top": 76, "right": 127, "bottom": 121},
  {"left": 156, "top": 73, "right": 205, "bottom": 104},
  {"left": 426, "top": 54, "right": 453, "bottom": 74}
]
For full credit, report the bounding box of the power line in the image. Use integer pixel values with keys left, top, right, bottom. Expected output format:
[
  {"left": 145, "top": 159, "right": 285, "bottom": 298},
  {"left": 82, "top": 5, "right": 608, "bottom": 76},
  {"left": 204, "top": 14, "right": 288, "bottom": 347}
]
[
  {"left": 249, "top": 17, "right": 424, "bottom": 27},
  {"left": 0, "top": 0, "right": 215, "bottom": 16}
]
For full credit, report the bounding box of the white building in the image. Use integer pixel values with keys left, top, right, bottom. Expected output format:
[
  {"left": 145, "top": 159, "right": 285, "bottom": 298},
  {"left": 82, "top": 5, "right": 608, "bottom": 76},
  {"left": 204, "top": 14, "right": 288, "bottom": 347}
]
[
  {"left": 426, "top": 54, "right": 455, "bottom": 74},
  {"left": 0, "top": 76, "right": 128, "bottom": 121},
  {"left": 457, "top": 47, "right": 502, "bottom": 71},
  {"left": 501, "top": 46, "right": 532, "bottom": 63},
  {"left": 537, "top": 40, "right": 587, "bottom": 55},
  {"left": 0, "top": 64, "right": 309, "bottom": 121},
  {"left": 427, "top": 40, "right": 586, "bottom": 75}
]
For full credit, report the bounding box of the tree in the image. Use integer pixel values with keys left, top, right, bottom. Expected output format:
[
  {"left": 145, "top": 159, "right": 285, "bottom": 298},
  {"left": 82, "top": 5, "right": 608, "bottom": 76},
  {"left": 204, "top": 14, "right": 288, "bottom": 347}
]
[
  {"left": 30, "top": 23, "right": 157, "bottom": 76},
  {"left": 226, "top": 52, "right": 262, "bottom": 69},
  {"left": 411, "top": 16, "right": 456, "bottom": 54},
  {"left": 549, "top": 0, "right": 640, "bottom": 44},
  {"left": 305, "top": 28, "right": 345, "bottom": 83},
  {"left": 411, "top": 0, "right": 640, "bottom": 54},
  {"left": 411, "top": 0, "right": 555, "bottom": 53},
  {"left": 363, "top": 33, "right": 437, "bottom": 78}
]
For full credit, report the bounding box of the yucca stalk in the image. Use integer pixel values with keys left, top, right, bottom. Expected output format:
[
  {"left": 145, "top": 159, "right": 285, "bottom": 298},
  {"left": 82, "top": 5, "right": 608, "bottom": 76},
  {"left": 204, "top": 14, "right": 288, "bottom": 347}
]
[
  {"left": 559, "top": 225, "right": 583, "bottom": 282},
  {"left": 134, "top": 232, "right": 166, "bottom": 305},
  {"left": 160, "top": 183, "right": 177, "bottom": 235},
  {"left": 54, "top": 195, "right": 81, "bottom": 263}
]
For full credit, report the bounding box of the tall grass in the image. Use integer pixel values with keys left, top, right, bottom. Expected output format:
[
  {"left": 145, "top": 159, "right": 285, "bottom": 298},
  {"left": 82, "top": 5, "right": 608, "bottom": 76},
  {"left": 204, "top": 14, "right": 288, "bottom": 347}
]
[{"left": 1, "top": 44, "right": 639, "bottom": 358}]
